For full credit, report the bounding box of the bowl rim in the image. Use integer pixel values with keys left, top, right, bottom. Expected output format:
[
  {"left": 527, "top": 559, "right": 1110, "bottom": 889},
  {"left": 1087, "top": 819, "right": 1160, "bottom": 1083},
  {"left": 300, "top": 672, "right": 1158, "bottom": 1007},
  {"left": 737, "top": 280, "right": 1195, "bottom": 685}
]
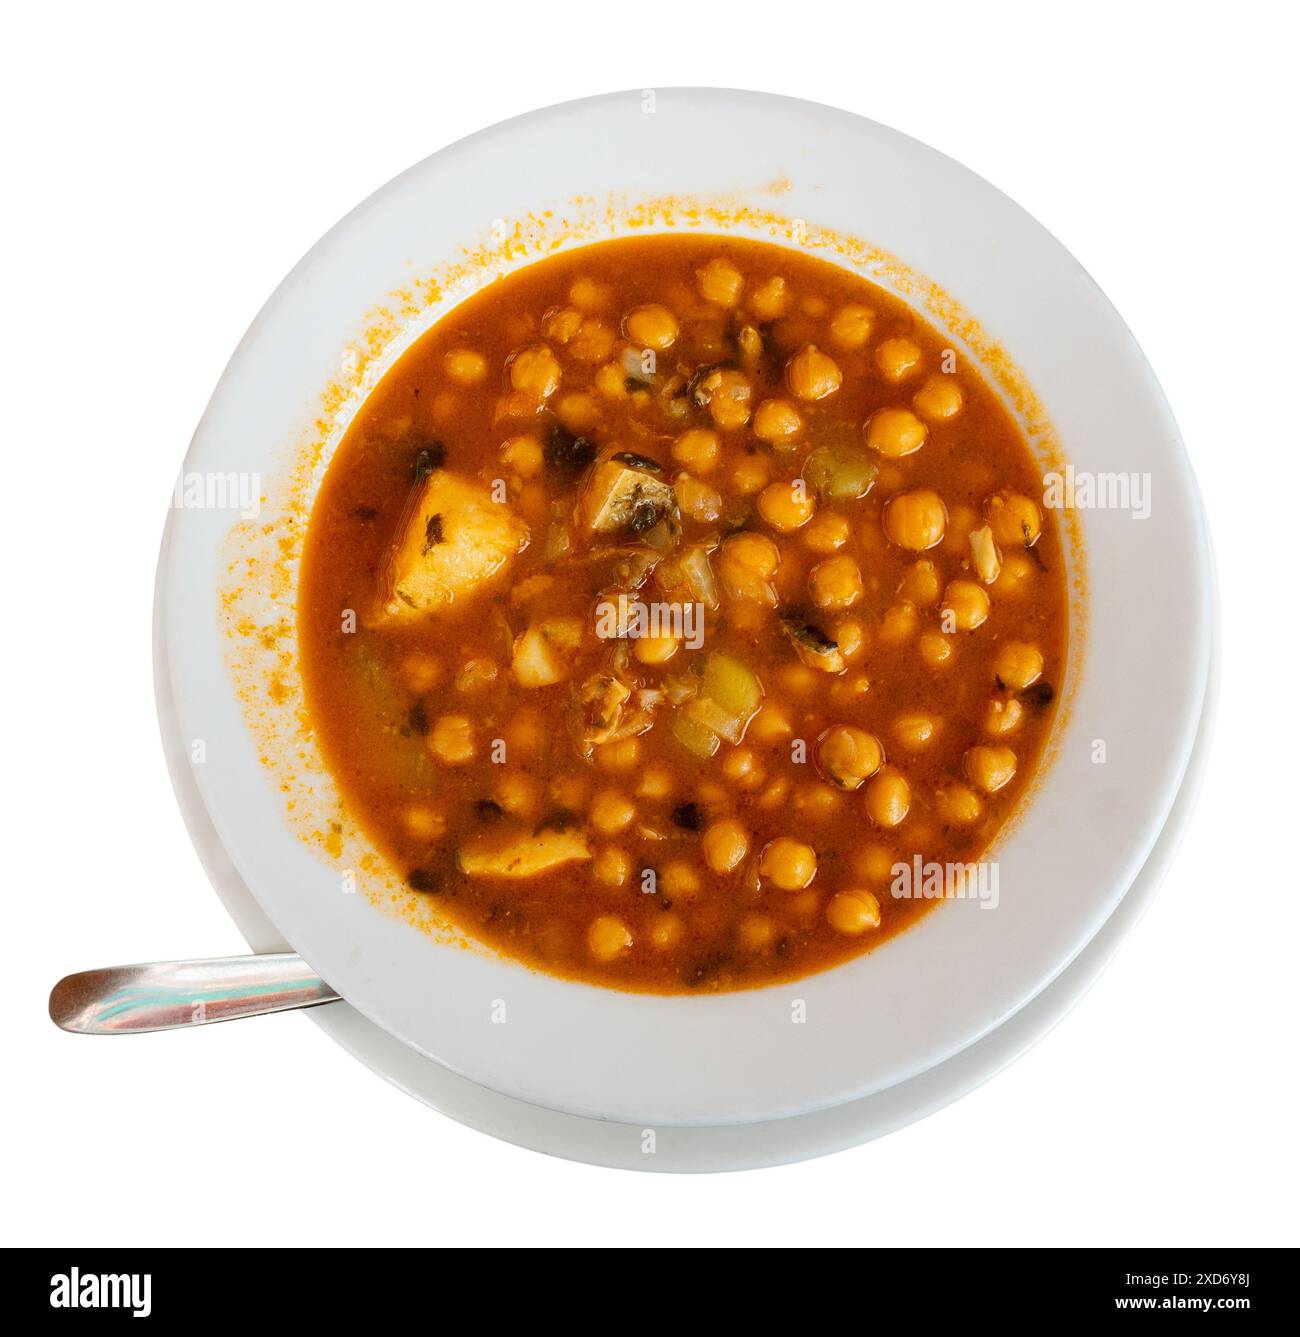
[{"left": 156, "top": 88, "right": 1213, "bottom": 1126}]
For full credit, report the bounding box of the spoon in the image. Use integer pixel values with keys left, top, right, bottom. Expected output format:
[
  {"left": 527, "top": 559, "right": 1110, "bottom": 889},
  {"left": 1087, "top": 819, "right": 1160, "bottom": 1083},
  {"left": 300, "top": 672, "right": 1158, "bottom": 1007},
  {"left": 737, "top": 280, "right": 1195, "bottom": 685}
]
[{"left": 49, "top": 953, "right": 339, "bottom": 1034}]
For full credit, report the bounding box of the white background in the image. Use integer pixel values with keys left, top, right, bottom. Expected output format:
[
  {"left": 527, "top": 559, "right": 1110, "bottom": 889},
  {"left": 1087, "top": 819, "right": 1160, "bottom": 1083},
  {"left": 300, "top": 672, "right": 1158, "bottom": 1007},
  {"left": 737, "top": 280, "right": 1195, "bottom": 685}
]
[{"left": 3, "top": 0, "right": 1296, "bottom": 1248}]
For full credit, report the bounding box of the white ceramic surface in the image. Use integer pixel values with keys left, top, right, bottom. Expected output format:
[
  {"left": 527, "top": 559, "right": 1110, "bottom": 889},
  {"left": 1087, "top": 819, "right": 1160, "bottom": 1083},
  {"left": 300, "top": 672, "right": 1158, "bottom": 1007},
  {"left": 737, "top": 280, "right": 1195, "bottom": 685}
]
[
  {"left": 154, "top": 582, "right": 1218, "bottom": 1170},
  {"left": 156, "top": 90, "right": 1213, "bottom": 1127}
]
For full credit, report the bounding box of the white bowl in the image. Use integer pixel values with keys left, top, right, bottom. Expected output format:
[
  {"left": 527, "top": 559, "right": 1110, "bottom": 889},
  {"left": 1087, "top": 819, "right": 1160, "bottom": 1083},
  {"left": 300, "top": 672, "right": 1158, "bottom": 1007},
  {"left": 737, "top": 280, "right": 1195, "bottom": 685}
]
[{"left": 156, "top": 89, "right": 1212, "bottom": 1127}]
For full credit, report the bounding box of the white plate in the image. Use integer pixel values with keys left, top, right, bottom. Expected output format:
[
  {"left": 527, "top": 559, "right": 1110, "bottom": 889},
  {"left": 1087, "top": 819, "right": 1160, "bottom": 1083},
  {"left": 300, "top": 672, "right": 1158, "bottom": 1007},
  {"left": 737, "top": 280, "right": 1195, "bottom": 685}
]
[
  {"left": 156, "top": 89, "right": 1213, "bottom": 1127},
  {"left": 154, "top": 561, "right": 1218, "bottom": 1170}
]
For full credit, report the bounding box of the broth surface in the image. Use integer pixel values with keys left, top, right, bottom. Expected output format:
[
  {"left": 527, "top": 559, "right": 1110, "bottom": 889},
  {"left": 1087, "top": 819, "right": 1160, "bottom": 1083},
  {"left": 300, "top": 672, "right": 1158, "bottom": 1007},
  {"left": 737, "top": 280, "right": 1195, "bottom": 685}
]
[{"left": 299, "top": 235, "right": 1067, "bottom": 991}]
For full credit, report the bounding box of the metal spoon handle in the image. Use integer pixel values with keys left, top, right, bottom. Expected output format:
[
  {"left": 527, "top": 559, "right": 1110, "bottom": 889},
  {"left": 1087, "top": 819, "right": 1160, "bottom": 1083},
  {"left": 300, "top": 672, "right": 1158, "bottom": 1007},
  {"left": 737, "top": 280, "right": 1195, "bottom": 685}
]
[{"left": 49, "top": 953, "right": 339, "bottom": 1034}]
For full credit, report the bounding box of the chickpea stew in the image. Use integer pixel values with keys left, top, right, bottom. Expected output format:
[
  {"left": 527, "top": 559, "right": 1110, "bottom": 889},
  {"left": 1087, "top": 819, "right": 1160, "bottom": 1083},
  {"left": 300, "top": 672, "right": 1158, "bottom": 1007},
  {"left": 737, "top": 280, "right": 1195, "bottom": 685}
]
[{"left": 298, "top": 236, "right": 1068, "bottom": 992}]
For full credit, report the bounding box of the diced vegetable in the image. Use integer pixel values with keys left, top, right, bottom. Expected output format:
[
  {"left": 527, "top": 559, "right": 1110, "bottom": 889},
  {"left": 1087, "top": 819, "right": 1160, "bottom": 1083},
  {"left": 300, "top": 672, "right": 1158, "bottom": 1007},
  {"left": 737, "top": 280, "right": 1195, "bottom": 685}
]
[
  {"left": 672, "top": 705, "right": 721, "bottom": 758},
  {"left": 969, "top": 523, "right": 1002, "bottom": 584},
  {"left": 458, "top": 823, "right": 591, "bottom": 878},
  {"left": 702, "top": 652, "right": 762, "bottom": 717},
  {"left": 669, "top": 653, "right": 762, "bottom": 755},
  {"left": 512, "top": 617, "right": 584, "bottom": 687},
  {"left": 544, "top": 425, "right": 596, "bottom": 479},
  {"left": 580, "top": 457, "right": 676, "bottom": 533},
  {"left": 656, "top": 542, "right": 719, "bottom": 611},
  {"left": 803, "top": 441, "right": 879, "bottom": 503},
  {"left": 578, "top": 673, "right": 632, "bottom": 743},
  {"left": 379, "top": 472, "right": 529, "bottom": 619},
  {"left": 779, "top": 610, "right": 846, "bottom": 673}
]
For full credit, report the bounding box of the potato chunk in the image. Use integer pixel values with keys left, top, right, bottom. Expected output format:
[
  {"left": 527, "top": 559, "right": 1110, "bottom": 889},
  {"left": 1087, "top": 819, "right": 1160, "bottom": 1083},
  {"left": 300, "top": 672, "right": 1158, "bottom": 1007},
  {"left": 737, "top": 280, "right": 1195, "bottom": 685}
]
[
  {"left": 458, "top": 823, "right": 591, "bottom": 878},
  {"left": 512, "top": 617, "right": 584, "bottom": 688},
  {"left": 380, "top": 472, "right": 529, "bottom": 618}
]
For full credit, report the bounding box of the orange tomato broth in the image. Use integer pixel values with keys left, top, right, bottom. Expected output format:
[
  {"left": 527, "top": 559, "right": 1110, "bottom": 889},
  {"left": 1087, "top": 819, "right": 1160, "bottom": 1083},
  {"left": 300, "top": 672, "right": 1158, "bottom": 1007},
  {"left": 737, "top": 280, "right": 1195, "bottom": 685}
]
[{"left": 298, "top": 234, "right": 1067, "bottom": 992}]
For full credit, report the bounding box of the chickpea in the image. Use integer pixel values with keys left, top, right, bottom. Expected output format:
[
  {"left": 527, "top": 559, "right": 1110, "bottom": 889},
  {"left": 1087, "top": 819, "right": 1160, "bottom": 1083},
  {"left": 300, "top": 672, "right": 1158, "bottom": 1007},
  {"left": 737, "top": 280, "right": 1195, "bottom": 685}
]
[
  {"left": 757, "top": 480, "right": 817, "bottom": 533},
  {"left": 670, "top": 427, "right": 720, "bottom": 474},
  {"left": 759, "top": 838, "right": 818, "bottom": 892},
  {"left": 494, "top": 773, "right": 540, "bottom": 819},
  {"left": 995, "top": 551, "right": 1036, "bottom": 597},
  {"left": 828, "top": 303, "right": 874, "bottom": 351},
  {"left": 803, "top": 511, "right": 851, "bottom": 554},
  {"left": 864, "top": 767, "right": 911, "bottom": 827},
  {"left": 731, "top": 453, "right": 771, "bottom": 496},
  {"left": 569, "top": 319, "right": 614, "bottom": 363},
  {"left": 569, "top": 276, "right": 610, "bottom": 311},
  {"left": 817, "top": 725, "right": 883, "bottom": 791},
  {"left": 941, "top": 579, "right": 991, "bottom": 632},
  {"left": 400, "top": 651, "right": 442, "bottom": 694},
  {"left": 865, "top": 407, "right": 928, "bottom": 458},
  {"left": 935, "top": 782, "right": 984, "bottom": 827},
  {"left": 593, "top": 846, "right": 632, "bottom": 887},
  {"left": 738, "top": 912, "right": 778, "bottom": 951},
  {"left": 833, "top": 617, "right": 868, "bottom": 661},
  {"left": 631, "top": 632, "right": 679, "bottom": 666},
  {"left": 809, "top": 554, "right": 864, "bottom": 611},
  {"left": 994, "top": 641, "right": 1043, "bottom": 690},
  {"left": 500, "top": 434, "right": 544, "bottom": 479},
  {"left": 752, "top": 398, "right": 804, "bottom": 445},
  {"left": 826, "top": 890, "right": 882, "bottom": 935},
  {"left": 649, "top": 913, "right": 684, "bottom": 950},
  {"left": 749, "top": 703, "right": 793, "bottom": 745},
  {"left": 595, "top": 363, "right": 630, "bottom": 399},
  {"left": 795, "top": 782, "right": 843, "bottom": 822},
  {"left": 757, "top": 777, "right": 791, "bottom": 810},
  {"left": 431, "top": 389, "right": 461, "bottom": 426},
  {"left": 403, "top": 805, "right": 445, "bottom": 841},
  {"left": 588, "top": 914, "right": 633, "bottom": 962},
  {"left": 894, "top": 713, "right": 937, "bottom": 750},
  {"left": 875, "top": 336, "right": 923, "bottom": 381},
  {"left": 543, "top": 307, "right": 583, "bottom": 344},
  {"left": 637, "top": 766, "right": 674, "bottom": 799},
  {"left": 750, "top": 275, "right": 790, "bottom": 320},
  {"left": 721, "top": 746, "right": 765, "bottom": 790},
  {"left": 786, "top": 344, "right": 843, "bottom": 401},
  {"left": 913, "top": 373, "right": 964, "bottom": 420},
  {"left": 428, "top": 715, "right": 475, "bottom": 764},
  {"left": 444, "top": 349, "right": 488, "bottom": 386},
  {"left": 985, "top": 489, "right": 1042, "bottom": 548},
  {"left": 662, "top": 861, "right": 702, "bottom": 897},
  {"left": 829, "top": 671, "right": 872, "bottom": 707},
  {"left": 700, "top": 367, "right": 753, "bottom": 430},
  {"left": 624, "top": 303, "right": 679, "bottom": 350},
  {"left": 854, "top": 844, "right": 895, "bottom": 883},
  {"left": 590, "top": 789, "right": 635, "bottom": 835},
  {"left": 898, "top": 558, "right": 942, "bottom": 606},
  {"left": 556, "top": 392, "right": 599, "bottom": 434},
  {"left": 593, "top": 738, "right": 639, "bottom": 780},
  {"left": 698, "top": 258, "right": 744, "bottom": 307},
  {"left": 509, "top": 344, "right": 561, "bottom": 399},
  {"left": 964, "top": 745, "right": 1019, "bottom": 794},
  {"left": 919, "top": 630, "right": 954, "bottom": 667},
  {"left": 884, "top": 488, "right": 947, "bottom": 550},
  {"left": 702, "top": 819, "right": 750, "bottom": 874},
  {"left": 675, "top": 473, "right": 722, "bottom": 523},
  {"left": 719, "top": 531, "right": 780, "bottom": 604},
  {"left": 455, "top": 657, "right": 499, "bottom": 694},
  {"left": 985, "top": 696, "right": 1024, "bottom": 736},
  {"left": 879, "top": 600, "right": 918, "bottom": 645}
]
